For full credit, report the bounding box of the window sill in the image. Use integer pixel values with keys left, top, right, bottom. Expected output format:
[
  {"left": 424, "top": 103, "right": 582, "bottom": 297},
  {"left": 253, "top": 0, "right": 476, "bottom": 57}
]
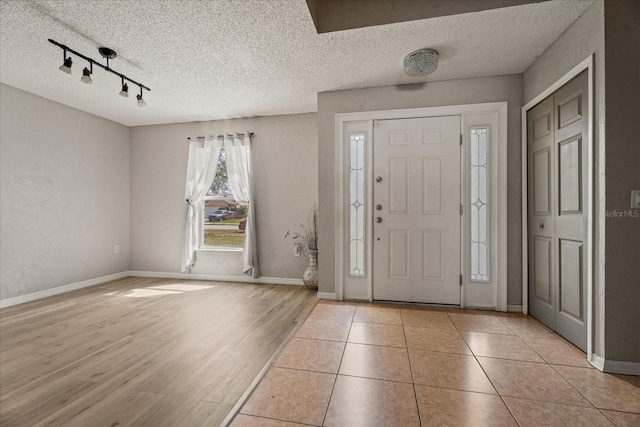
[{"left": 197, "top": 247, "right": 243, "bottom": 253}]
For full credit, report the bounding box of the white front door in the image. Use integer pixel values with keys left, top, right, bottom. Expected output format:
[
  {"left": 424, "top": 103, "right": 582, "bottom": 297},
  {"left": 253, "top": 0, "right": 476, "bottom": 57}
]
[{"left": 373, "top": 116, "right": 461, "bottom": 304}]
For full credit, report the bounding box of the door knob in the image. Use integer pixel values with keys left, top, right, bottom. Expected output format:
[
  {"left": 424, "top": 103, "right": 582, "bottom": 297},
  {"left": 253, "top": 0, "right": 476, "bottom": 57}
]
[
  {"left": 376, "top": 176, "right": 383, "bottom": 183},
  {"left": 375, "top": 217, "right": 382, "bottom": 223},
  {"left": 539, "top": 223, "right": 544, "bottom": 229},
  {"left": 376, "top": 204, "right": 382, "bottom": 211}
]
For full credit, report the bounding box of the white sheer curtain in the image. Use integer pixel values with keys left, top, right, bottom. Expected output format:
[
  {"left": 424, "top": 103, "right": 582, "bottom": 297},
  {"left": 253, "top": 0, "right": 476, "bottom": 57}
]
[
  {"left": 182, "top": 137, "right": 222, "bottom": 273},
  {"left": 225, "top": 133, "right": 259, "bottom": 278}
]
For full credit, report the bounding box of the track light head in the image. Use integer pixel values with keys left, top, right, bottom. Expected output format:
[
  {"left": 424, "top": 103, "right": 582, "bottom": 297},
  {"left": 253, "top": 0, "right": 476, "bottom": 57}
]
[
  {"left": 59, "top": 57, "right": 72, "bottom": 74},
  {"left": 81, "top": 67, "right": 92, "bottom": 84},
  {"left": 137, "top": 93, "right": 146, "bottom": 107},
  {"left": 119, "top": 82, "right": 129, "bottom": 97}
]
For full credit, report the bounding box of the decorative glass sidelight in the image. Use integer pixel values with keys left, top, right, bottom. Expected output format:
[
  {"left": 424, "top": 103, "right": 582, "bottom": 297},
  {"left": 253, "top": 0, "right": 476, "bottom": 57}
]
[
  {"left": 349, "top": 133, "right": 366, "bottom": 276},
  {"left": 470, "top": 127, "right": 490, "bottom": 281}
]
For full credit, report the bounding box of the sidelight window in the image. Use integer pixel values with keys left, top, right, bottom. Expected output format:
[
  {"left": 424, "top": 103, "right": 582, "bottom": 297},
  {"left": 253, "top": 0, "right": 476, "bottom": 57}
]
[
  {"left": 349, "top": 133, "right": 366, "bottom": 276},
  {"left": 470, "top": 127, "right": 490, "bottom": 281}
]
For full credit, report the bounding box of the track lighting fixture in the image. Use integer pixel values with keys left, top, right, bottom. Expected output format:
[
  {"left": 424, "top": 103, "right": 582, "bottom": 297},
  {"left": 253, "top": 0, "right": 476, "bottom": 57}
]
[
  {"left": 59, "top": 52, "right": 72, "bottom": 74},
  {"left": 49, "top": 39, "right": 150, "bottom": 105},
  {"left": 119, "top": 78, "right": 129, "bottom": 97},
  {"left": 81, "top": 65, "right": 92, "bottom": 84},
  {"left": 136, "top": 87, "right": 146, "bottom": 107}
]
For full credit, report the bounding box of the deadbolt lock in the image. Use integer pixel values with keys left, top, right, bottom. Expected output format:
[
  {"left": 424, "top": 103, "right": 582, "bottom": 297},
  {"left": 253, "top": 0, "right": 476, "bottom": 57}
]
[
  {"left": 376, "top": 176, "right": 382, "bottom": 183},
  {"left": 376, "top": 204, "right": 382, "bottom": 210}
]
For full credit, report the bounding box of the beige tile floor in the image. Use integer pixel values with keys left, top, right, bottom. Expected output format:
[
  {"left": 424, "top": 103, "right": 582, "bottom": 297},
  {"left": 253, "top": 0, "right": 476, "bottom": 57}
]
[{"left": 231, "top": 301, "right": 640, "bottom": 426}]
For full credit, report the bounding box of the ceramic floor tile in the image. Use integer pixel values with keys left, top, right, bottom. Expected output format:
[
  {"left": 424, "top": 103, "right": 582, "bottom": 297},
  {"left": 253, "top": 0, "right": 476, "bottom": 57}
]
[
  {"left": 353, "top": 306, "right": 402, "bottom": 325},
  {"left": 415, "top": 385, "right": 517, "bottom": 427},
  {"left": 499, "top": 317, "right": 555, "bottom": 338},
  {"left": 401, "top": 309, "right": 455, "bottom": 329},
  {"left": 409, "top": 349, "right": 495, "bottom": 394},
  {"left": 338, "top": 343, "right": 412, "bottom": 383},
  {"left": 295, "top": 317, "right": 352, "bottom": 342},
  {"left": 461, "top": 331, "right": 545, "bottom": 362},
  {"left": 324, "top": 375, "right": 420, "bottom": 427},
  {"left": 521, "top": 334, "right": 591, "bottom": 367},
  {"left": 347, "top": 322, "right": 406, "bottom": 348},
  {"left": 448, "top": 313, "right": 514, "bottom": 334},
  {"left": 504, "top": 397, "right": 614, "bottom": 427},
  {"left": 240, "top": 367, "right": 335, "bottom": 426},
  {"left": 404, "top": 325, "right": 471, "bottom": 354},
  {"left": 274, "top": 338, "right": 345, "bottom": 374},
  {"left": 477, "top": 357, "right": 592, "bottom": 407},
  {"left": 308, "top": 303, "right": 356, "bottom": 321},
  {"left": 554, "top": 365, "right": 640, "bottom": 413},
  {"left": 600, "top": 409, "right": 640, "bottom": 427},
  {"left": 231, "top": 414, "right": 312, "bottom": 426}
]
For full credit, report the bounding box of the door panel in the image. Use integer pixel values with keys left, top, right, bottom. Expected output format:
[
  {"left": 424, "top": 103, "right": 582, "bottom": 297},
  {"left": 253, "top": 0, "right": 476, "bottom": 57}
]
[
  {"left": 528, "top": 70, "right": 588, "bottom": 351},
  {"left": 533, "top": 236, "right": 552, "bottom": 304},
  {"left": 389, "top": 158, "right": 410, "bottom": 213},
  {"left": 559, "top": 137, "right": 582, "bottom": 214},
  {"left": 533, "top": 148, "right": 552, "bottom": 215},
  {"left": 559, "top": 239, "right": 583, "bottom": 320},
  {"left": 389, "top": 229, "right": 410, "bottom": 278},
  {"left": 528, "top": 96, "right": 556, "bottom": 329},
  {"left": 423, "top": 230, "right": 444, "bottom": 280},
  {"left": 373, "top": 116, "right": 461, "bottom": 305},
  {"left": 423, "top": 157, "right": 444, "bottom": 213},
  {"left": 553, "top": 72, "right": 588, "bottom": 351}
]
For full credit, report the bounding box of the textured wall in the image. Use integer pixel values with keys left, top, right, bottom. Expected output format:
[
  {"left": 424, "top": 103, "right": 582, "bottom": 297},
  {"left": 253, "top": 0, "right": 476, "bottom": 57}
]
[
  {"left": 603, "top": 0, "right": 640, "bottom": 364},
  {"left": 129, "top": 113, "right": 317, "bottom": 279},
  {"left": 0, "top": 84, "right": 130, "bottom": 300},
  {"left": 317, "top": 75, "right": 523, "bottom": 302},
  {"left": 523, "top": 0, "right": 606, "bottom": 357}
]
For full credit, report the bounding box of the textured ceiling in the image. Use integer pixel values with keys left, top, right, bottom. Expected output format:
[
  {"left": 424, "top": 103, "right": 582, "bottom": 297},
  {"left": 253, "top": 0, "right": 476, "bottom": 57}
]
[{"left": 0, "top": 0, "right": 594, "bottom": 127}]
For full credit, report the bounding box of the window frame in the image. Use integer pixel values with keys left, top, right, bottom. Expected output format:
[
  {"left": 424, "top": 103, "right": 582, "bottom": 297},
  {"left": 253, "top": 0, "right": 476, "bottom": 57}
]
[{"left": 199, "top": 147, "right": 248, "bottom": 252}]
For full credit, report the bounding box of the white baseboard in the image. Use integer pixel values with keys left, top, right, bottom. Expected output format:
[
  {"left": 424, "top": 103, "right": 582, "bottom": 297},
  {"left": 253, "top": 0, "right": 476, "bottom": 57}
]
[
  {"left": 0, "top": 271, "right": 305, "bottom": 309},
  {"left": 590, "top": 353, "right": 640, "bottom": 375},
  {"left": 317, "top": 292, "right": 336, "bottom": 300},
  {"left": 0, "top": 271, "right": 130, "bottom": 309},
  {"left": 603, "top": 359, "right": 640, "bottom": 376},
  {"left": 589, "top": 353, "right": 605, "bottom": 371},
  {"left": 507, "top": 304, "right": 523, "bottom": 313},
  {"left": 127, "top": 271, "right": 303, "bottom": 286}
]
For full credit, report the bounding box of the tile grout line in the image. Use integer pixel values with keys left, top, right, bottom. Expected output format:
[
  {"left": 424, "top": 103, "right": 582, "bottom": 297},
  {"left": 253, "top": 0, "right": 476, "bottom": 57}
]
[
  {"left": 496, "top": 316, "right": 602, "bottom": 411},
  {"left": 450, "top": 311, "right": 523, "bottom": 427},
  {"left": 320, "top": 305, "right": 357, "bottom": 427},
  {"left": 547, "top": 363, "right": 601, "bottom": 410},
  {"left": 401, "top": 309, "right": 424, "bottom": 427}
]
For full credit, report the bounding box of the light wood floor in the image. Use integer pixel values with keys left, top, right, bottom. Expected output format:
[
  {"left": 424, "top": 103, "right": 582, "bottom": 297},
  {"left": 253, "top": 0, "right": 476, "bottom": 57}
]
[{"left": 0, "top": 277, "right": 317, "bottom": 426}]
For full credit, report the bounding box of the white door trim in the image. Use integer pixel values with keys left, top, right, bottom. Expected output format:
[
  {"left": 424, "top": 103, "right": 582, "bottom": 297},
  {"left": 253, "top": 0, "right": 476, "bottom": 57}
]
[
  {"left": 335, "top": 102, "right": 508, "bottom": 310},
  {"left": 521, "top": 55, "right": 594, "bottom": 361}
]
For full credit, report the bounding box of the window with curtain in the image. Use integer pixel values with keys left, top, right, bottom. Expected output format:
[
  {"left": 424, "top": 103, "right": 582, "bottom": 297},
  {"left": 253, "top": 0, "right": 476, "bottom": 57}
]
[
  {"left": 182, "top": 133, "right": 257, "bottom": 277},
  {"left": 202, "top": 148, "right": 249, "bottom": 249}
]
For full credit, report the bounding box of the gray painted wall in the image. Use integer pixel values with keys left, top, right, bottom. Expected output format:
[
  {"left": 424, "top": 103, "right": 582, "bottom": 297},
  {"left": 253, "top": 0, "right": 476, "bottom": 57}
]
[
  {"left": 603, "top": 0, "right": 640, "bottom": 364},
  {"left": 317, "top": 75, "right": 523, "bottom": 303},
  {"left": 522, "top": 0, "right": 606, "bottom": 357},
  {"left": 0, "top": 84, "right": 130, "bottom": 300},
  {"left": 129, "top": 113, "right": 317, "bottom": 279}
]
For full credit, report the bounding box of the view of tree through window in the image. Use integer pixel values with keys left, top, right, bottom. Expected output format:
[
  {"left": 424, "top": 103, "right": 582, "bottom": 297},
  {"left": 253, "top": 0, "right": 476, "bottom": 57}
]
[
  {"left": 202, "top": 148, "right": 248, "bottom": 248},
  {"left": 210, "top": 149, "right": 232, "bottom": 197}
]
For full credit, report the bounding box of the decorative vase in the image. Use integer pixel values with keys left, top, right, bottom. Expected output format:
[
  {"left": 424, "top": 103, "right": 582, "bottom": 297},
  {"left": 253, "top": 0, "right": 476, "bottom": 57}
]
[{"left": 303, "top": 249, "right": 319, "bottom": 291}]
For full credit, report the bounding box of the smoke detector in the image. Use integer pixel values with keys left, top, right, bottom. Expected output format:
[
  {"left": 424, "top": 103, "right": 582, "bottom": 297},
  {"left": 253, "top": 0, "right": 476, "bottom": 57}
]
[{"left": 404, "top": 48, "right": 439, "bottom": 77}]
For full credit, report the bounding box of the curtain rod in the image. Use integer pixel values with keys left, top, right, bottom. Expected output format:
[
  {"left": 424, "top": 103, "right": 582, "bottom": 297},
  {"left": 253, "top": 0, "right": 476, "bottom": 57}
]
[{"left": 187, "top": 132, "right": 254, "bottom": 140}]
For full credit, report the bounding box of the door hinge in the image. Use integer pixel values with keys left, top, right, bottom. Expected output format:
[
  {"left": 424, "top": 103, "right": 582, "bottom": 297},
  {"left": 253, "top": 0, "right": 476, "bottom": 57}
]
[
  {"left": 460, "top": 274, "right": 463, "bottom": 286},
  {"left": 460, "top": 134, "right": 463, "bottom": 145},
  {"left": 460, "top": 204, "right": 463, "bottom": 215}
]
